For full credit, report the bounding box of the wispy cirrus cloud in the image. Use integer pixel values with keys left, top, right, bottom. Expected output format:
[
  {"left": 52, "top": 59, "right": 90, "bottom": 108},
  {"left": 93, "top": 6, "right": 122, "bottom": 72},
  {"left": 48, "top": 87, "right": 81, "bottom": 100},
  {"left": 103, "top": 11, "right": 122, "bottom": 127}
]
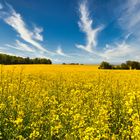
[
  {"left": 33, "top": 26, "right": 44, "bottom": 41},
  {"left": 0, "top": 50, "right": 15, "bottom": 56},
  {"left": 0, "top": 45, "right": 25, "bottom": 57},
  {"left": 0, "top": 2, "right": 46, "bottom": 52},
  {"left": 74, "top": 0, "right": 140, "bottom": 63},
  {"left": 100, "top": 0, "right": 140, "bottom": 62},
  {"left": 56, "top": 46, "right": 68, "bottom": 57},
  {"left": 76, "top": 0, "right": 103, "bottom": 53},
  {"left": 15, "top": 40, "right": 35, "bottom": 52},
  {"left": 119, "top": 0, "right": 140, "bottom": 39},
  {"left": 75, "top": 0, "right": 140, "bottom": 63},
  {"left": 100, "top": 33, "right": 140, "bottom": 63},
  {"left": 5, "top": 40, "right": 35, "bottom": 52},
  {"left": 101, "top": 42, "right": 135, "bottom": 60},
  {"left": 0, "top": 2, "right": 66, "bottom": 62}
]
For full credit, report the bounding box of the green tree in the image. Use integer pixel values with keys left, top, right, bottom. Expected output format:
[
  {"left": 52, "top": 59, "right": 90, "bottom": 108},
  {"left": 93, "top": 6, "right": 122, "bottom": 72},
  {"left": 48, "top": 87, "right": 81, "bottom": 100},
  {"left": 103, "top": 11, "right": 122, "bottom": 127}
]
[
  {"left": 0, "top": 53, "right": 52, "bottom": 65},
  {"left": 120, "top": 63, "right": 129, "bottom": 70},
  {"left": 99, "top": 61, "right": 112, "bottom": 69}
]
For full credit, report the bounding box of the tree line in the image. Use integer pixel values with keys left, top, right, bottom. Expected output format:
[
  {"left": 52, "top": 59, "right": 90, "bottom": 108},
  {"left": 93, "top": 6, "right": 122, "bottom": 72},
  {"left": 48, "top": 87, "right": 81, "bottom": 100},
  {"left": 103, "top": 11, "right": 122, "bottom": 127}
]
[
  {"left": 0, "top": 53, "right": 52, "bottom": 65},
  {"left": 99, "top": 61, "right": 140, "bottom": 70},
  {"left": 62, "top": 63, "right": 84, "bottom": 65}
]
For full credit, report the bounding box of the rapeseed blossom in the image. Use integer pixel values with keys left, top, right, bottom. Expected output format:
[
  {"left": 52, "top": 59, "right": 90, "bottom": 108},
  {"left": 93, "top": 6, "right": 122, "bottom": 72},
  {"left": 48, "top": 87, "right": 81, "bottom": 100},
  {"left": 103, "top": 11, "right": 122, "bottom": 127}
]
[{"left": 0, "top": 65, "right": 140, "bottom": 139}]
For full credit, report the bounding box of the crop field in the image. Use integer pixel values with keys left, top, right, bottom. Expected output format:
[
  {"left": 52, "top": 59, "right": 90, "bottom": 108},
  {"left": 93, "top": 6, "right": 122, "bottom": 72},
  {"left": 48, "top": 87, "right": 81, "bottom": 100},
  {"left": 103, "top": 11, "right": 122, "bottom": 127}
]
[{"left": 0, "top": 65, "right": 140, "bottom": 139}]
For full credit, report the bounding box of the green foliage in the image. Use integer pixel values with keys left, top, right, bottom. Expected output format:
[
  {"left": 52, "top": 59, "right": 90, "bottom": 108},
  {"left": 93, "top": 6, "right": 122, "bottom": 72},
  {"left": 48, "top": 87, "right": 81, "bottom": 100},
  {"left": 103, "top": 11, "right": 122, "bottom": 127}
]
[
  {"left": 0, "top": 53, "right": 52, "bottom": 65},
  {"left": 98, "top": 61, "right": 112, "bottom": 69},
  {"left": 126, "top": 61, "right": 140, "bottom": 69},
  {"left": 120, "top": 63, "right": 129, "bottom": 70},
  {"left": 99, "top": 61, "right": 140, "bottom": 70}
]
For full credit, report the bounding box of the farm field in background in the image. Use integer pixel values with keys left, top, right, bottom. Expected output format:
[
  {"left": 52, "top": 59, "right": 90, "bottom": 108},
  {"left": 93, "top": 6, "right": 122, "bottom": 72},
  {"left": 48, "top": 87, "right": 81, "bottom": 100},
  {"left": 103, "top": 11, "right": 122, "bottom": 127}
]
[{"left": 0, "top": 65, "right": 140, "bottom": 139}]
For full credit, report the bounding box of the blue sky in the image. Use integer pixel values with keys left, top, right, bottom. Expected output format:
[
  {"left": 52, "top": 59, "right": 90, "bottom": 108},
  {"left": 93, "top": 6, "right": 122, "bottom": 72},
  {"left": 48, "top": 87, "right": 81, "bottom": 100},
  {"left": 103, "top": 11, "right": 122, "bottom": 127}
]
[{"left": 0, "top": 0, "right": 140, "bottom": 64}]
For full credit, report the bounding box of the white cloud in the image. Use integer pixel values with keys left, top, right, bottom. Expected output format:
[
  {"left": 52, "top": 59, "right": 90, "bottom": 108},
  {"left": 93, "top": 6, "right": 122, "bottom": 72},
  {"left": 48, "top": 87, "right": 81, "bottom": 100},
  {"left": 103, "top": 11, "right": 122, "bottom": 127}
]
[
  {"left": 119, "top": 0, "right": 140, "bottom": 38},
  {"left": 0, "top": 50, "right": 14, "bottom": 56},
  {"left": 101, "top": 41, "right": 137, "bottom": 61},
  {"left": 56, "top": 46, "right": 67, "bottom": 56},
  {"left": 15, "top": 40, "right": 35, "bottom": 52},
  {"left": 0, "top": 46, "right": 20, "bottom": 56},
  {"left": 0, "top": 3, "right": 46, "bottom": 52},
  {"left": 92, "top": 0, "right": 140, "bottom": 63},
  {"left": 5, "top": 40, "right": 34, "bottom": 52},
  {"left": 0, "top": 3, "right": 3, "bottom": 10},
  {"left": 33, "top": 26, "right": 43, "bottom": 41},
  {"left": 103, "top": 0, "right": 140, "bottom": 62},
  {"left": 76, "top": 0, "right": 103, "bottom": 53},
  {"left": 5, "top": 44, "right": 22, "bottom": 51}
]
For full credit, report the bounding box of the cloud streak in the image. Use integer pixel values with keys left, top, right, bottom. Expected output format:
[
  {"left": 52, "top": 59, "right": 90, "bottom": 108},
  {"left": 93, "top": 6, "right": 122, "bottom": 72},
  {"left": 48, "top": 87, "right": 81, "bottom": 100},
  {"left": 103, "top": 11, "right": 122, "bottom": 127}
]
[
  {"left": 119, "top": 0, "right": 140, "bottom": 39},
  {"left": 56, "top": 46, "right": 68, "bottom": 57},
  {"left": 33, "top": 26, "right": 44, "bottom": 41},
  {"left": 5, "top": 40, "right": 35, "bottom": 52},
  {"left": 101, "top": 42, "right": 135, "bottom": 60},
  {"left": 0, "top": 3, "right": 46, "bottom": 52},
  {"left": 76, "top": 0, "right": 103, "bottom": 53}
]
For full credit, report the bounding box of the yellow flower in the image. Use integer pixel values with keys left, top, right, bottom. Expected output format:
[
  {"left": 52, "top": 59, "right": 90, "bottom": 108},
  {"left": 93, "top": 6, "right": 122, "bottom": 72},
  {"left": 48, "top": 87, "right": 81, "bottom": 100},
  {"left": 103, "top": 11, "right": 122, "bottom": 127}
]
[
  {"left": 128, "top": 108, "right": 133, "bottom": 114},
  {"left": 0, "top": 103, "right": 5, "bottom": 110},
  {"left": 14, "top": 118, "right": 23, "bottom": 125},
  {"left": 29, "top": 130, "right": 40, "bottom": 139}
]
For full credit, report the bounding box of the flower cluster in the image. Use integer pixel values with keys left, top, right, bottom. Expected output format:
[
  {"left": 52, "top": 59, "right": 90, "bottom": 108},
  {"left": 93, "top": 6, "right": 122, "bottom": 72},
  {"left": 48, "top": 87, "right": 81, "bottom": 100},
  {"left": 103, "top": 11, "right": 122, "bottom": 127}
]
[{"left": 0, "top": 65, "right": 140, "bottom": 139}]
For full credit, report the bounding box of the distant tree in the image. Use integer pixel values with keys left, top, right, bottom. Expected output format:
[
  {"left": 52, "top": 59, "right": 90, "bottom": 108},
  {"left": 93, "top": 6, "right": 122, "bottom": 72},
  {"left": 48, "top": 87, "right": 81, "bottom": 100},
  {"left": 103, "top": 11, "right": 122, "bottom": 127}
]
[
  {"left": 69, "top": 63, "right": 79, "bottom": 65},
  {"left": 112, "top": 65, "right": 121, "bottom": 69},
  {"left": 132, "top": 61, "right": 140, "bottom": 69},
  {"left": 99, "top": 61, "right": 140, "bottom": 70},
  {"left": 126, "top": 61, "right": 132, "bottom": 69},
  {"left": 126, "top": 61, "right": 133, "bottom": 69},
  {"left": 126, "top": 61, "right": 140, "bottom": 69},
  {"left": 0, "top": 53, "right": 52, "bottom": 65},
  {"left": 121, "top": 63, "right": 129, "bottom": 70},
  {"left": 25, "top": 57, "right": 30, "bottom": 64},
  {"left": 99, "top": 61, "right": 112, "bottom": 69}
]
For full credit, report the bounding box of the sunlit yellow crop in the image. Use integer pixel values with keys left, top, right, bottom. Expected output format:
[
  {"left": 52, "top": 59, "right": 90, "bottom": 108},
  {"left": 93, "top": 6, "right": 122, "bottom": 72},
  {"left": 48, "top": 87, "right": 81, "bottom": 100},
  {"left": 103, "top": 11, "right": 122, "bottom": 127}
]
[{"left": 0, "top": 64, "right": 140, "bottom": 139}]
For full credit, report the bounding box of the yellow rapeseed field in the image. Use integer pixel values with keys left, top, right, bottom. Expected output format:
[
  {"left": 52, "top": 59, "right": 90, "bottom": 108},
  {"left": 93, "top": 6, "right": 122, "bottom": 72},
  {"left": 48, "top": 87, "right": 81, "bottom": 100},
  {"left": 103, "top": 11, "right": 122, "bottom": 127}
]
[{"left": 0, "top": 64, "right": 140, "bottom": 139}]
